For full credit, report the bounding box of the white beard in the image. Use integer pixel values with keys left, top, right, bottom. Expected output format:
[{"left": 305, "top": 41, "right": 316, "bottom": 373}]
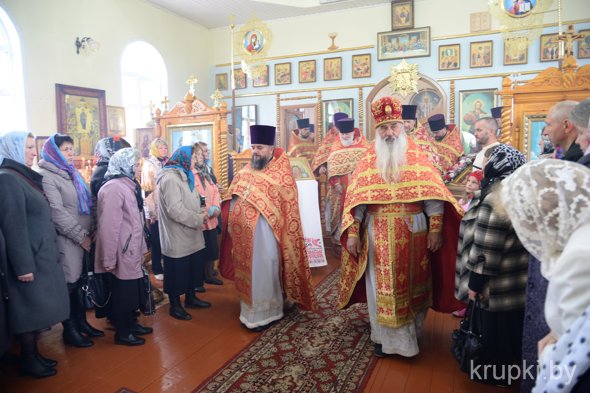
[
  {"left": 375, "top": 132, "right": 407, "bottom": 183},
  {"left": 340, "top": 133, "right": 354, "bottom": 147}
]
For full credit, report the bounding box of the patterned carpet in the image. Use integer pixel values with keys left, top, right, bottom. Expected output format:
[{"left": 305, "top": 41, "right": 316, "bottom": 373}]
[{"left": 193, "top": 269, "right": 376, "bottom": 393}]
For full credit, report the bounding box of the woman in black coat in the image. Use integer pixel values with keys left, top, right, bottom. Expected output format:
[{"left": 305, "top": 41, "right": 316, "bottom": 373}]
[{"left": 0, "top": 131, "right": 69, "bottom": 378}]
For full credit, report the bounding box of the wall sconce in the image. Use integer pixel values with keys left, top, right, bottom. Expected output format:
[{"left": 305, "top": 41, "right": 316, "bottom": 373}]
[{"left": 75, "top": 37, "right": 100, "bottom": 55}]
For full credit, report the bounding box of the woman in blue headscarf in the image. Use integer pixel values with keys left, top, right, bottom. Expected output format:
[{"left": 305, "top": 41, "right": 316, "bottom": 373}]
[
  {"left": 157, "top": 145, "right": 210, "bottom": 321},
  {"left": 38, "top": 133, "right": 102, "bottom": 349},
  {"left": 0, "top": 131, "right": 69, "bottom": 378}
]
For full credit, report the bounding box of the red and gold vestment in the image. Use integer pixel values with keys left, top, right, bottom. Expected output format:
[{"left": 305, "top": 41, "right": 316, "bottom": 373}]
[
  {"left": 337, "top": 138, "right": 464, "bottom": 328},
  {"left": 311, "top": 127, "right": 338, "bottom": 173},
  {"left": 430, "top": 124, "right": 464, "bottom": 172},
  {"left": 287, "top": 130, "right": 317, "bottom": 164},
  {"left": 219, "top": 148, "right": 316, "bottom": 311}
]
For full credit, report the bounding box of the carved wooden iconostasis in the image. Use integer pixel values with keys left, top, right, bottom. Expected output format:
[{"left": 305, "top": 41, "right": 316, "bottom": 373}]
[
  {"left": 154, "top": 91, "right": 230, "bottom": 195},
  {"left": 498, "top": 60, "right": 590, "bottom": 158}
]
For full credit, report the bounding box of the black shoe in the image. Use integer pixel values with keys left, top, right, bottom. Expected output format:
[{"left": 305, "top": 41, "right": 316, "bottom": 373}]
[
  {"left": 205, "top": 277, "right": 223, "bottom": 285},
  {"left": 62, "top": 320, "right": 93, "bottom": 348},
  {"left": 35, "top": 353, "right": 57, "bottom": 368},
  {"left": 195, "top": 286, "right": 206, "bottom": 293},
  {"left": 77, "top": 318, "right": 105, "bottom": 337},
  {"left": 374, "top": 344, "right": 386, "bottom": 358},
  {"left": 185, "top": 295, "right": 211, "bottom": 308},
  {"left": 131, "top": 324, "right": 153, "bottom": 335},
  {"left": 169, "top": 306, "right": 192, "bottom": 320},
  {"left": 114, "top": 333, "right": 145, "bottom": 346},
  {"left": 250, "top": 324, "right": 271, "bottom": 333},
  {"left": 20, "top": 355, "right": 57, "bottom": 378}
]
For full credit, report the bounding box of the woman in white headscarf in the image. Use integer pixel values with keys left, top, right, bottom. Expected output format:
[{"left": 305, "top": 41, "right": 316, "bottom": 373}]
[
  {"left": 499, "top": 159, "right": 590, "bottom": 393},
  {"left": 95, "top": 148, "right": 152, "bottom": 346},
  {"left": 0, "top": 131, "right": 69, "bottom": 378}
]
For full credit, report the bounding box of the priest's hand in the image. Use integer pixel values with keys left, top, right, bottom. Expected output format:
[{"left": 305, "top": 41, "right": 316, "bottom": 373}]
[
  {"left": 346, "top": 236, "right": 360, "bottom": 257},
  {"left": 427, "top": 231, "right": 442, "bottom": 252}
]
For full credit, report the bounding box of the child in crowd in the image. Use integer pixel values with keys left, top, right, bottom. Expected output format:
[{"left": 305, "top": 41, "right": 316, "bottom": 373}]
[
  {"left": 458, "top": 170, "right": 483, "bottom": 212},
  {"left": 453, "top": 170, "right": 483, "bottom": 318}
]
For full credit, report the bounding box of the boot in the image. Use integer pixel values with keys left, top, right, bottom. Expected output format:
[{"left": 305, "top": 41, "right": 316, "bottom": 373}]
[
  {"left": 169, "top": 295, "right": 192, "bottom": 320},
  {"left": 35, "top": 352, "right": 57, "bottom": 368},
  {"left": 62, "top": 319, "right": 93, "bottom": 348},
  {"left": 77, "top": 316, "right": 104, "bottom": 338},
  {"left": 185, "top": 291, "right": 211, "bottom": 308},
  {"left": 204, "top": 260, "right": 223, "bottom": 285},
  {"left": 115, "top": 333, "right": 145, "bottom": 346},
  {"left": 20, "top": 354, "right": 57, "bottom": 378}
]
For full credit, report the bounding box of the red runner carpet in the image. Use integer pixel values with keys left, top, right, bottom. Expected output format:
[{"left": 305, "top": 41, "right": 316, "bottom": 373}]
[{"left": 193, "top": 269, "right": 376, "bottom": 392}]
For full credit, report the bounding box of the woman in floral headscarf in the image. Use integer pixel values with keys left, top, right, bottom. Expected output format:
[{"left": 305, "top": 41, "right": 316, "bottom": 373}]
[
  {"left": 500, "top": 159, "right": 590, "bottom": 393},
  {"left": 38, "top": 133, "right": 102, "bottom": 349},
  {"left": 95, "top": 148, "right": 152, "bottom": 346},
  {"left": 157, "top": 145, "right": 209, "bottom": 321},
  {"left": 140, "top": 138, "right": 168, "bottom": 281},
  {"left": 454, "top": 144, "right": 529, "bottom": 387}
]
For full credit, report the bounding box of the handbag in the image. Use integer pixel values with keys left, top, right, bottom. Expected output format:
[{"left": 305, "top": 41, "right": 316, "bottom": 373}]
[
  {"left": 78, "top": 250, "right": 112, "bottom": 310},
  {"left": 451, "top": 299, "right": 484, "bottom": 373},
  {"left": 143, "top": 221, "right": 152, "bottom": 250},
  {"left": 139, "top": 266, "right": 156, "bottom": 316}
]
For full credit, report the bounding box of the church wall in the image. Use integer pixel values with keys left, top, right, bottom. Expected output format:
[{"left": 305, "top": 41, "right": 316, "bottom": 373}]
[
  {"left": 210, "top": 0, "right": 590, "bottom": 139},
  {"left": 0, "top": 0, "right": 212, "bottom": 137}
]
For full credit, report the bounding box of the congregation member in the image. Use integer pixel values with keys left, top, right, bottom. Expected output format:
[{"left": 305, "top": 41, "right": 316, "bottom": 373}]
[
  {"left": 571, "top": 97, "right": 590, "bottom": 167},
  {"left": 157, "top": 145, "right": 210, "bottom": 321},
  {"left": 324, "top": 117, "right": 368, "bottom": 255},
  {"left": 95, "top": 148, "right": 153, "bottom": 346},
  {"left": 544, "top": 100, "right": 583, "bottom": 161},
  {"left": 499, "top": 160, "right": 590, "bottom": 393},
  {"left": 427, "top": 113, "right": 465, "bottom": 172},
  {"left": 140, "top": 137, "right": 169, "bottom": 282},
  {"left": 191, "top": 143, "right": 222, "bottom": 289},
  {"left": 38, "top": 134, "right": 102, "bottom": 348},
  {"left": 198, "top": 141, "right": 223, "bottom": 283},
  {"left": 337, "top": 97, "right": 463, "bottom": 358},
  {"left": 311, "top": 112, "right": 348, "bottom": 175},
  {"left": 90, "top": 136, "right": 131, "bottom": 198},
  {"left": 455, "top": 144, "right": 529, "bottom": 387},
  {"left": 287, "top": 118, "right": 316, "bottom": 163},
  {"left": 0, "top": 131, "right": 69, "bottom": 378},
  {"left": 472, "top": 117, "right": 501, "bottom": 170},
  {"left": 220, "top": 125, "right": 316, "bottom": 332}
]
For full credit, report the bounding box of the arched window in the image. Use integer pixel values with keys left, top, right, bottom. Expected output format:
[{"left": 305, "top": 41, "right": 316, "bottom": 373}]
[
  {"left": 0, "top": 6, "right": 26, "bottom": 132},
  {"left": 121, "top": 41, "right": 167, "bottom": 144}
]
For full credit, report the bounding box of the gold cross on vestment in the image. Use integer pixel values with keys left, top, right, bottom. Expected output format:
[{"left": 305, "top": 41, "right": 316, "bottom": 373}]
[
  {"left": 186, "top": 74, "right": 198, "bottom": 95},
  {"left": 558, "top": 25, "right": 584, "bottom": 57}
]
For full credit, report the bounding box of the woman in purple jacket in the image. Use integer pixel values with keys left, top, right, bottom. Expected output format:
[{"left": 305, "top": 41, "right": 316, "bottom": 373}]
[{"left": 95, "top": 148, "right": 152, "bottom": 346}]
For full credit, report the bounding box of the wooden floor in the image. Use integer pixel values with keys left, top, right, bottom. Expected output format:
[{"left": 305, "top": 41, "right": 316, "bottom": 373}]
[{"left": 0, "top": 250, "right": 518, "bottom": 393}]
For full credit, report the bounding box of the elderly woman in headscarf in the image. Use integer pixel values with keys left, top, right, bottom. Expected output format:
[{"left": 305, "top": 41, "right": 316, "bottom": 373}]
[
  {"left": 90, "top": 136, "right": 131, "bottom": 198},
  {"left": 455, "top": 143, "right": 529, "bottom": 387},
  {"left": 157, "top": 145, "right": 209, "bottom": 321},
  {"left": 0, "top": 131, "right": 69, "bottom": 378},
  {"left": 95, "top": 148, "right": 152, "bottom": 346},
  {"left": 38, "top": 134, "right": 102, "bottom": 349},
  {"left": 140, "top": 138, "right": 169, "bottom": 281},
  {"left": 498, "top": 159, "right": 590, "bottom": 393}
]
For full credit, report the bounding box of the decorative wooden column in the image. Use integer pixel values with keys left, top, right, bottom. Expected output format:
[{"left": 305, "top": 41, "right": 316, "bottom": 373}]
[
  {"left": 358, "top": 87, "right": 364, "bottom": 134},
  {"left": 449, "top": 80, "right": 455, "bottom": 124}
]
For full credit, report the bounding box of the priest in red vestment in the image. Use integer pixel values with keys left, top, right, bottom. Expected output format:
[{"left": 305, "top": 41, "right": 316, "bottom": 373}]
[
  {"left": 287, "top": 118, "right": 316, "bottom": 163},
  {"left": 428, "top": 113, "right": 464, "bottom": 172},
  {"left": 220, "top": 125, "right": 316, "bottom": 332},
  {"left": 402, "top": 105, "right": 442, "bottom": 174},
  {"left": 325, "top": 117, "right": 369, "bottom": 254},
  {"left": 337, "top": 97, "right": 463, "bottom": 357},
  {"left": 311, "top": 112, "right": 348, "bottom": 175}
]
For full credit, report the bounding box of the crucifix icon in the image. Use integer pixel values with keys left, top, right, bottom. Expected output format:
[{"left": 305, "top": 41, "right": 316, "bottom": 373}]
[
  {"left": 186, "top": 74, "right": 198, "bottom": 95},
  {"left": 558, "top": 25, "right": 584, "bottom": 57},
  {"left": 161, "top": 96, "right": 170, "bottom": 112},
  {"left": 210, "top": 89, "right": 223, "bottom": 108}
]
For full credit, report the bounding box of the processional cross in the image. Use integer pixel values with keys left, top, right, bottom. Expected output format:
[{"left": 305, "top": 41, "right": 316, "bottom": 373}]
[
  {"left": 161, "top": 96, "right": 170, "bottom": 112},
  {"left": 557, "top": 25, "right": 584, "bottom": 57},
  {"left": 210, "top": 89, "right": 223, "bottom": 109}
]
